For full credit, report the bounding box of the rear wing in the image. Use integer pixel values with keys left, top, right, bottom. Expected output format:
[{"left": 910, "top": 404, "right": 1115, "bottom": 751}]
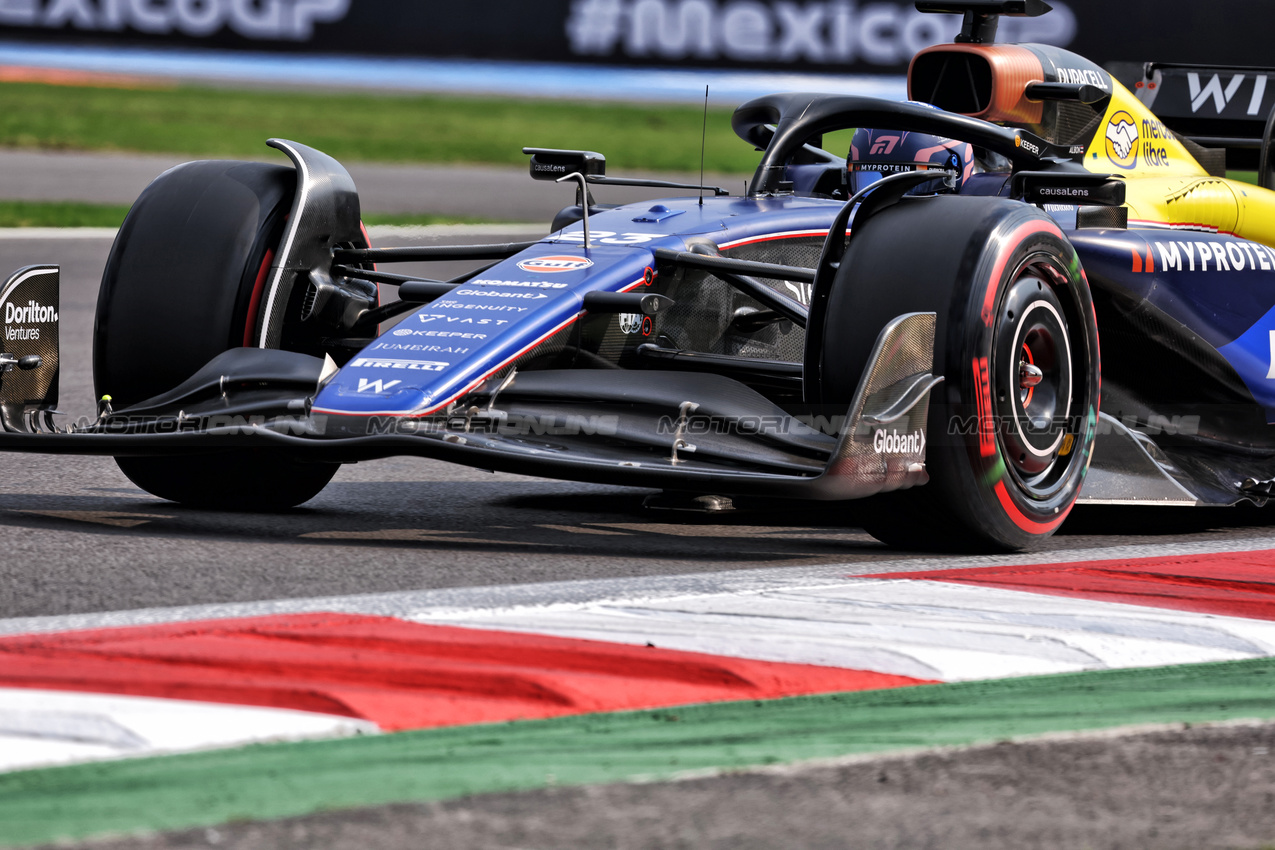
[{"left": 1112, "top": 62, "right": 1275, "bottom": 171}]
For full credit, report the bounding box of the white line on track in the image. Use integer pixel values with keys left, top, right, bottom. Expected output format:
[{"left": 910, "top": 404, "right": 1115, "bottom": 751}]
[
  {"left": 418, "top": 579, "right": 1275, "bottom": 681},
  {"left": 4, "top": 533, "right": 1275, "bottom": 639},
  {"left": 0, "top": 227, "right": 119, "bottom": 239},
  {"left": 0, "top": 688, "right": 374, "bottom": 773}
]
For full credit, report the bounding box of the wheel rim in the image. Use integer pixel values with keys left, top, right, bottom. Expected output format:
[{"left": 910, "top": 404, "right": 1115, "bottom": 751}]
[{"left": 993, "top": 255, "right": 1081, "bottom": 500}]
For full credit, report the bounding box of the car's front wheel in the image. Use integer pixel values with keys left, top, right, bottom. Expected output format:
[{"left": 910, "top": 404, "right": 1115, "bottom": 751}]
[
  {"left": 94, "top": 160, "right": 341, "bottom": 510},
  {"left": 808, "top": 195, "right": 1100, "bottom": 551}
]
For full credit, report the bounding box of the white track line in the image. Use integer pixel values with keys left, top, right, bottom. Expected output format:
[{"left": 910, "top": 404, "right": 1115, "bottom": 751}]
[
  {"left": 415, "top": 579, "right": 1275, "bottom": 682},
  {"left": 0, "top": 227, "right": 119, "bottom": 239},
  {"left": 0, "top": 688, "right": 374, "bottom": 773},
  {"left": 3, "top": 534, "right": 1275, "bottom": 639}
]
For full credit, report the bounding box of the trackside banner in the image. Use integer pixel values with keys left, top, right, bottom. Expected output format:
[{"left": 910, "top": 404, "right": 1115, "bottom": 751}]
[{"left": 0, "top": 0, "right": 1271, "bottom": 74}]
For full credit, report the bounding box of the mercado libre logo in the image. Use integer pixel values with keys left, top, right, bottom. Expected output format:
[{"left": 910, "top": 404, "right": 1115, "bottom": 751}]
[
  {"left": 516, "top": 256, "right": 593, "bottom": 273},
  {"left": 1104, "top": 110, "right": 1139, "bottom": 170}
]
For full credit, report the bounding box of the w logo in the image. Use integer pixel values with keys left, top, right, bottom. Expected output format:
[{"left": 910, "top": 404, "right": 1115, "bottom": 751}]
[
  {"left": 1187, "top": 72, "right": 1268, "bottom": 115},
  {"left": 357, "top": 378, "right": 401, "bottom": 394},
  {"left": 1188, "top": 73, "right": 1244, "bottom": 113}
]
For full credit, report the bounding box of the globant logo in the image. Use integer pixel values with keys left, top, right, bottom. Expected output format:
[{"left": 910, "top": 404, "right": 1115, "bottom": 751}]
[
  {"left": 873, "top": 428, "right": 925, "bottom": 454},
  {"left": 0, "top": 0, "right": 351, "bottom": 41},
  {"left": 565, "top": 0, "right": 1074, "bottom": 67}
]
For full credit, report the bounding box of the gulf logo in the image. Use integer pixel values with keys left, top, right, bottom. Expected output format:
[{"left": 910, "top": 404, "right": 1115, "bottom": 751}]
[{"left": 516, "top": 255, "right": 593, "bottom": 273}]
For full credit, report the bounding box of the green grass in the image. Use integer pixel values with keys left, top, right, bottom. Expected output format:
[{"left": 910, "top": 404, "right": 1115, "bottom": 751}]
[
  {"left": 3, "top": 657, "right": 1274, "bottom": 847},
  {"left": 0, "top": 200, "right": 132, "bottom": 228},
  {"left": 0, "top": 81, "right": 764, "bottom": 174},
  {"left": 360, "top": 211, "right": 493, "bottom": 227},
  {"left": 0, "top": 200, "right": 492, "bottom": 228}
]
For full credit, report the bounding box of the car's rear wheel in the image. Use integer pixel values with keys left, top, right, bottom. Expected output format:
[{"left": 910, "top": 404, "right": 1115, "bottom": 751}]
[
  {"left": 94, "top": 160, "right": 340, "bottom": 509},
  {"left": 808, "top": 195, "right": 1100, "bottom": 551}
]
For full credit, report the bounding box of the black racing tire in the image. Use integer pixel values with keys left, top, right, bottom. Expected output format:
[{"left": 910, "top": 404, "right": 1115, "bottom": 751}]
[
  {"left": 809, "top": 195, "right": 1100, "bottom": 551},
  {"left": 94, "top": 160, "right": 339, "bottom": 510}
]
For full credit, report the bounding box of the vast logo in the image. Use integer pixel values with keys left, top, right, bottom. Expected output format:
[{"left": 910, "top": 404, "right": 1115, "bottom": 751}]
[
  {"left": 1104, "top": 111, "right": 1139, "bottom": 170},
  {"left": 516, "top": 255, "right": 594, "bottom": 274}
]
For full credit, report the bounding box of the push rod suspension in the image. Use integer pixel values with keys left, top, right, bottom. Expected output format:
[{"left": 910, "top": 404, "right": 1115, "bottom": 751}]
[{"left": 333, "top": 241, "right": 539, "bottom": 264}]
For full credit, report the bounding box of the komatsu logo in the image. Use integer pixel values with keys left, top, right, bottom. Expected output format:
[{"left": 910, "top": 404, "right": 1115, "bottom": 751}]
[
  {"left": 4, "top": 300, "right": 57, "bottom": 324},
  {"left": 873, "top": 428, "right": 924, "bottom": 454}
]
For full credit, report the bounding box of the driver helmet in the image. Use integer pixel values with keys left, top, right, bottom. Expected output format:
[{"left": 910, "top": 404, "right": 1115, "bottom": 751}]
[{"left": 847, "top": 128, "right": 974, "bottom": 195}]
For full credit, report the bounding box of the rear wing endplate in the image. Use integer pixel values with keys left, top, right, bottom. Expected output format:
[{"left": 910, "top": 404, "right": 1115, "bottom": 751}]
[{"left": 1116, "top": 62, "right": 1275, "bottom": 170}]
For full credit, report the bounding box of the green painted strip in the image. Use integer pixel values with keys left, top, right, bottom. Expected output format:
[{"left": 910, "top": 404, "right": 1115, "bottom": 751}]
[{"left": 4, "top": 657, "right": 1275, "bottom": 847}]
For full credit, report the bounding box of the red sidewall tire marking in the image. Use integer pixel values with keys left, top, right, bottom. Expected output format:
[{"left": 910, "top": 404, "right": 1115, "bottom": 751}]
[
  {"left": 979, "top": 219, "right": 1065, "bottom": 328},
  {"left": 242, "top": 247, "right": 274, "bottom": 348},
  {"left": 975, "top": 217, "right": 1080, "bottom": 536},
  {"left": 994, "top": 479, "right": 1072, "bottom": 534}
]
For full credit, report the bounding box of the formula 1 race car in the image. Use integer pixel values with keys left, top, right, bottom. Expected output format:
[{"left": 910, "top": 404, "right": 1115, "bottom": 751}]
[{"left": 3, "top": 0, "right": 1275, "bottom": 551}]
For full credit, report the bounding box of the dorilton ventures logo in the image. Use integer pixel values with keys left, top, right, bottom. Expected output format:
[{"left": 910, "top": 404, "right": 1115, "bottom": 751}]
[{"left": 4, "top": 301, "right": 57, "bottom": 324}]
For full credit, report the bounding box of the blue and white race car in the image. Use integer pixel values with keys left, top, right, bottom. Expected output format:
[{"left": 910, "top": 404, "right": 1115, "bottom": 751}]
[{"left": 3, "top": 0, "right": 1275, "bottom": 551}]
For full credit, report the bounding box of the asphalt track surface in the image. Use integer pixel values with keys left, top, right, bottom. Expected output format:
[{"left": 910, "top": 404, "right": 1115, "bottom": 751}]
[
  {"left": 0, "top": 148, "right": 747, "bottom": 222},
  {"left": 5, "top": 226, "right": 1275, "bottom": 847},
  {"left": 50, "top": 722, "right": 1275, "bottom": 850},
  {"left": 4, "top": 230, "right": 1275, "bottom": 623}
]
